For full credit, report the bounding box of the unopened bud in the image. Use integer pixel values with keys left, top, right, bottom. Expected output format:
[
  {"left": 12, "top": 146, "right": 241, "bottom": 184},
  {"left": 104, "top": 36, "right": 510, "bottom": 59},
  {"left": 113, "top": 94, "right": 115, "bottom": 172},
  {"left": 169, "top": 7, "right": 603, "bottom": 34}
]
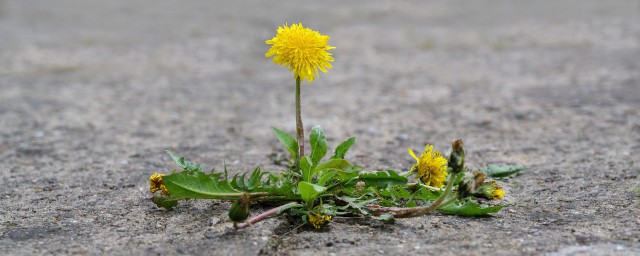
[
  {"left": 229, "top": 194, "right": 250, "bottom": 223},
  {"left": 448, "top": 139, "right": 465, "bottom": 174}
]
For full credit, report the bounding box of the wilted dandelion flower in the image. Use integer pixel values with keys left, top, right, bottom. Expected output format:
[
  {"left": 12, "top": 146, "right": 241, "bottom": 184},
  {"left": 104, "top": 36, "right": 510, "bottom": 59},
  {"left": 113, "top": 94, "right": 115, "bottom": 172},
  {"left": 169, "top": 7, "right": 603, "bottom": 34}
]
[
  {"left": 265, "top": 23, "right": 335, "bottom": 82},
  {"left": 408, "top": 145, "right": 448, "bottom": 188},
  {"left": 475, "top": 180, "right": 505, "bottom": 200},
  {"left": 149, "top": 173, "right": 168, "bottom": 195},
  {"left": 308, "top": 212, "right": 332, "bottom": 229}
]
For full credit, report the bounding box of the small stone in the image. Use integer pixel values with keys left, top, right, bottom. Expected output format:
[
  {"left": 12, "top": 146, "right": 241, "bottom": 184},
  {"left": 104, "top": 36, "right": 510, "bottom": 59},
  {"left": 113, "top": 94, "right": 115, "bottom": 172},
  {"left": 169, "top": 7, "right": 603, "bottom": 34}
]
[{"left": 204, "top": 233, "right": 218, "bottom": 239}]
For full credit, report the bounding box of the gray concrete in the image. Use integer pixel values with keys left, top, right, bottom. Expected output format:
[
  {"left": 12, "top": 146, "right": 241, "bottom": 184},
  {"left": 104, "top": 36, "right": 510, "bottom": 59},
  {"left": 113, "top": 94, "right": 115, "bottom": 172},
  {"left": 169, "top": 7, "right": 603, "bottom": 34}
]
[{"left": 1, "top": 0, "right": 639, "bottom": 255}]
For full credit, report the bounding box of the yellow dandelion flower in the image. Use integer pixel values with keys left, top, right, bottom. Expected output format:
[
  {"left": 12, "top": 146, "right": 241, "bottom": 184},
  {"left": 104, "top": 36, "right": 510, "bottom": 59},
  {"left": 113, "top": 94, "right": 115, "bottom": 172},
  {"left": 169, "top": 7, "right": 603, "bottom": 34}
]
[
  {"left": 492, "top": 186, "right": 505, "bottom": 199},
  {"left": 408, "top": 145, "right": 448, "bottom": 188},
  {"left": 265, "top": 23, "right": 335, "bottom": 82},
  {"left": 149, "top": 173, "right": 169, "bottom": 195},
  {"left": 308, "top": 212, "right": 332, "bottom": 229}
]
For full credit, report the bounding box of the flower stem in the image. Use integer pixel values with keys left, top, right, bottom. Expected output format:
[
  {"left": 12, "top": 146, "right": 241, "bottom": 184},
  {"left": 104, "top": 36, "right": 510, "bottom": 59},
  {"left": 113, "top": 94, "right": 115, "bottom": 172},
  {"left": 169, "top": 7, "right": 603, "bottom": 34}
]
[
  {"left": 295, "top": 76, "right": 304, "bottom": 158},
  {"left": 235, "top": 202, "right": 298, "bottom": 229}
]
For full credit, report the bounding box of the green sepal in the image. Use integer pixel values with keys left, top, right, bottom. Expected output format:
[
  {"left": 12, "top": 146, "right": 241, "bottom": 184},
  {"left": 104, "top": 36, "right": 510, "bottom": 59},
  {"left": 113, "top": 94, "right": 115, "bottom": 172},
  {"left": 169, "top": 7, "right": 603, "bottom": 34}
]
[
  {"left": 439, "top": 201, "right": 504, "bottom": 216},
  {"left": 272, "top": 127, "right": 299, "bottom": 159}
]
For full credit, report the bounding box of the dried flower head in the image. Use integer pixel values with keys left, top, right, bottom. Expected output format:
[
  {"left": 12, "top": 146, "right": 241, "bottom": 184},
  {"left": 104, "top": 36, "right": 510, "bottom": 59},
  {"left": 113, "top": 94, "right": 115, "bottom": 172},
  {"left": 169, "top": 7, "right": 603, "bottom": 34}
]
[
  {"left": 475, "top": 180, "right": 505, "bottom": 200},
  {"left": 409, "top": 145, "right": 448, "bottom": 188},
  {"left": 308, "top": 212, "right": 332, "bottom": 229},
  {"left": 149, "top": 173, "right": 168, "bottom": 195},
  {"left": 265, "top": 23, "right": 335, "bottom": 82}
]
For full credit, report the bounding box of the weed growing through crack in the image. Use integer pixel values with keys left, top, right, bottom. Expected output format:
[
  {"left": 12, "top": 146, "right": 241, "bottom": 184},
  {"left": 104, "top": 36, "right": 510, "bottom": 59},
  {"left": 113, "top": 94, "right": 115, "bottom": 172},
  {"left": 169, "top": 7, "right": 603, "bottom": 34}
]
[{"left": 149, "top": 23, "right": 526, "bottom": 229}]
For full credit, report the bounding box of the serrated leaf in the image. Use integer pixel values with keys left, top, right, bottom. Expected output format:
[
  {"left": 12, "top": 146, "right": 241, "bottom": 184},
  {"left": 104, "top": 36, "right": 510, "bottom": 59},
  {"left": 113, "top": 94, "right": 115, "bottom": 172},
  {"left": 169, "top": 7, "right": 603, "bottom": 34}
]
[
  {"left": 165, "top": 150, "right": 204, "bottom": 171},
  {"left": 479, "top": 164, "right": 527, "bottom": 180},
  {"left": 439, "top": 201, "right": 504, "bottom": 216},
  {"left": 331, "top": 137, "right": 356, "bottom": 159},
  {"left": 337, "top": 196, "right": 377, "bottom": 215},
  {"left": 151, "top": 196, "right": 178, "bottom": 210},
  {"left": 309, "top": 125, "right": 328, "bottom": 165},
  {"left": 163, "top": 171, "right": 251, "bottom": 200},
  {"left": 298, "top": 181, "right": 326, "bottom": 205},
  {"left": 247, "top": 167, "right": 266, "bottom": 190},
  {"left": 272, "top": 127, "right": 299, "bottom": 159},
  {"left": 359, "top": 170, "right": 408, "bottom": 187}
]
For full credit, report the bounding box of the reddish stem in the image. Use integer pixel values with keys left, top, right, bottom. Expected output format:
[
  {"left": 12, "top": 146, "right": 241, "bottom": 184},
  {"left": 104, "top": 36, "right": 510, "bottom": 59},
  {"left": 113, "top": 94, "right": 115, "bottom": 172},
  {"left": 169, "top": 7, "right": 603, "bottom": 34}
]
[{"left": 235, "top": 202, "right": 298, "bottom": 229}]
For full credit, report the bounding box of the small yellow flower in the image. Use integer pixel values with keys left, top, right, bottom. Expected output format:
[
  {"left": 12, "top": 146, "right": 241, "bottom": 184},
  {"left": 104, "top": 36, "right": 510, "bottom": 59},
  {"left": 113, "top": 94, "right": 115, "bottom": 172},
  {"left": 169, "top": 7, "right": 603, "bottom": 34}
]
[
  {"left": 265, "top": 23, "right": 335, "bottom": 82},
  {"left": 308, "top": 212, "right": 332, "bottom": 229},
  {"left": 489, "top": 181, "right": 505, "bottom": 200},
  {"left": 149, "top": 173, "right": 169, "bottom": 195},
  {"left": 408, "top": 145, "right": 448, "bottom": 188}
]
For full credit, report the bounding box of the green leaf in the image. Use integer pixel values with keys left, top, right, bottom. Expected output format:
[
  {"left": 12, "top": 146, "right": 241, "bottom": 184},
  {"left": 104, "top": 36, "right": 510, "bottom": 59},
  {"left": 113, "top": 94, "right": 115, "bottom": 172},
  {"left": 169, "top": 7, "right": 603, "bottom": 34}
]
[
  {"left": 317, "top": 170, "right": 338, "bottom": 186},
  {"left": 298, "top": 181, "right": 326, "bottom": 205},
  {"left": 315, "top": 159, "right": 351, "bottom": 172},
  {"left": 331, "top": 137, "right": 356, "bottom": 159},
  {"left": 337, "top": 196, "right": 377, "bottom": 215},
  {"left": 151, "top": 196, "right": 178, "bottom": 210},
  {"left": 309, "top": 125, "right": 328, "bottom": 165},
  {"left": 164, "top": 171, "right": 249, "bottom": 200},
  {"left": 272, "top": 127, "right": 299, "bottom": 159},
  {"left": 300, "top": 156, "right": 313, "bottom": 182},
  {"left": 359, "top": 170, "right": 408, "bottom": 187},
  {"left": 165, "top": 150, "right": 204, "bottom": 171},
  {"left": 276, "top": 203, "right": 304, "bottom": 215},
  {"left": 479, "top": 164, "right": 527, "bottom": 180},
  {"left": 439, "top": 201, "right": 504, "bottom": 216},
  {"left": 371, "top": 214, "right": 395, "bottom": 224}
]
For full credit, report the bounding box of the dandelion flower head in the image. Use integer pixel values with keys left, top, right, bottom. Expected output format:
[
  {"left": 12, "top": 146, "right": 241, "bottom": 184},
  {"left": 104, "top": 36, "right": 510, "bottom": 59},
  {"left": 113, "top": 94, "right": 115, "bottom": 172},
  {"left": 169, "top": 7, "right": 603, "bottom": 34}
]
[
  {"left": 408, "top": 145, "right": 448, "bottom": 188},
  {"left": 265, "top": 23, "right": 335, "bottom": 82},
  {"left": 308, "top": 212, "right": 332, "bottom": 229},
  {"left": 150, "top": 173, "right": 168, "bottom": 195}
]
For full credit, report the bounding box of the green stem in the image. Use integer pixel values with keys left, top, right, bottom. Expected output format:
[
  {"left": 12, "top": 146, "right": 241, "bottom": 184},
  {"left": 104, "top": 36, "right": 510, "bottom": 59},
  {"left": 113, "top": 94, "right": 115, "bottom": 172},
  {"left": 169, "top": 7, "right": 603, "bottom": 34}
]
[{"left": 295, "top": 76, "right": 304, "bottom": 159}]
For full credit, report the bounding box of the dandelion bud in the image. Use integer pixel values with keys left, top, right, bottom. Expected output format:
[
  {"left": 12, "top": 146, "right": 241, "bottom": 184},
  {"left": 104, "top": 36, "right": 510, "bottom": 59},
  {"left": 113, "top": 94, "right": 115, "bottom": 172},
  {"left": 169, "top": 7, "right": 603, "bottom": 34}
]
[
  {"left": 229, "top": 194, "right": 251, "bottom": 223},
  {"left": 457, "top": 171, "right": 486, "bottom": 199},
  {"left": 448, "top": 139, "right": 465, "bottom": 174}
]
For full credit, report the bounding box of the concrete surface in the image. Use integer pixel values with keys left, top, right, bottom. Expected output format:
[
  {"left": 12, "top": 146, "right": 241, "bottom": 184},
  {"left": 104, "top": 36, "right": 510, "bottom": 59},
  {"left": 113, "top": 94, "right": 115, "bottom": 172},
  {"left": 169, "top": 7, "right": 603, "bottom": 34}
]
[{"left": 1, "top": 0, "right": 639, "bottom": 255}]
